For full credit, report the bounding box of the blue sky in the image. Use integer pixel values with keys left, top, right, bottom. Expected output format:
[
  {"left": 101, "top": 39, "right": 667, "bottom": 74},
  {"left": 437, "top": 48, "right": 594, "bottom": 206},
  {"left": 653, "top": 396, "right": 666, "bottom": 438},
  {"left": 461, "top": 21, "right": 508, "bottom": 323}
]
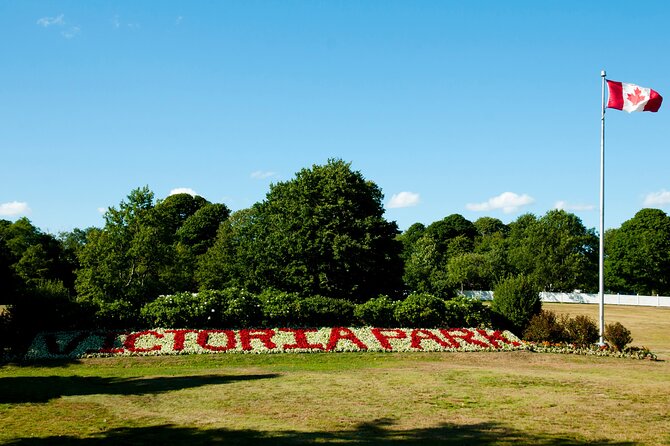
[{"left": 1, "top": 1, "right": 669, "bottom": 234}]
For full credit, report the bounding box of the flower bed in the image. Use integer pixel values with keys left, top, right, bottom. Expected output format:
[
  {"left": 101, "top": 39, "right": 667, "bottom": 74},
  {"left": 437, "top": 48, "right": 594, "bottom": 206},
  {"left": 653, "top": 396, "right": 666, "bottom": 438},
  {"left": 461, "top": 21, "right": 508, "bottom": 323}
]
[
  {"left": 24, "top": 327, "right": 658, "bottom": 360},
  {"left": 25, "top": 327, "right": 524, "bottom": 359}
]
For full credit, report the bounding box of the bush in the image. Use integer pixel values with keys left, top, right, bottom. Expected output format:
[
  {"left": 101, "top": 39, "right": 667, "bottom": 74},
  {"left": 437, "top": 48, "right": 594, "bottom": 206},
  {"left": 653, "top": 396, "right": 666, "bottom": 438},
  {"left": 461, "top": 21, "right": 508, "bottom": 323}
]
[
  {"left": 295, "top": 296, "right": 356, "bottom": 326},
  {"left": 89, "top": 299, "right": 136, "bottom": 329},
  {"left": 354, "top": 295, "right": 398, "bottom": 327},
  {"left": 443, "top": 295, "right": 491, "bottom": 328},
  {"left": 491, "top": 275, "right": 541, "bottom": 333},
  {"left": 522, "top": 310, "right": 565, "bottom": 343},
  {"left": 141, "top": 291, "right": 207, "bottom": 328},
  {"left": 605, "top": 322, "right": 633, "bottom": 351},
  {"left": 141, "top": 288, "right": 262, "bottom": 328},
  {"left": 257, "top": 289, "right": 302, "bottom": 327},
  {"left": 563, "top": 314, "right": 598, "bottom": 347},
  {"left": 394, "top": 293, "right": 447, "bottom": 328}
]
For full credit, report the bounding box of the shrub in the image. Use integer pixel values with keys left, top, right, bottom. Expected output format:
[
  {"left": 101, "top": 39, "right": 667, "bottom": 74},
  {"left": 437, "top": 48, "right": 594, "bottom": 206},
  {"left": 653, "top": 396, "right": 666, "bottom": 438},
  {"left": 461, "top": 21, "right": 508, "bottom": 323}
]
[
  {"left": 443, "top": 295, "right": 491, "bottom": 328},
  {"left": 141, "top": 291, "right": 207, "bottom": 328},
  {"left": 354, "top": 295, "right": 398, "bottom": 327},
  {"left": 491, "top": 275, "right": 541, "bottom": 333},
  {"left": 257, "top": 289, "right": 302, "bottom": 327},
  {"left": 394, "top": 293, "right": 447, "bottom": 328},
  {"left": 522, "top": 310, "right": 565, "bottom": 343},
  {"left": 141, "top": 288, "right": 262, "bottom": 328},
  {"left": 605, "top": 322, "right": 633, "bottom": 351},
  {"left": 215, "top": 288, "right": 263, "bottom": 328},
  {"left": 563, "top": 314, "right": 599, "bottom": 347},
  {"left": 88, "top": 299, "right": 135, "bottom": 329},
  {"left": 295, "top": 296, "right": 356, "bottom": 327}
]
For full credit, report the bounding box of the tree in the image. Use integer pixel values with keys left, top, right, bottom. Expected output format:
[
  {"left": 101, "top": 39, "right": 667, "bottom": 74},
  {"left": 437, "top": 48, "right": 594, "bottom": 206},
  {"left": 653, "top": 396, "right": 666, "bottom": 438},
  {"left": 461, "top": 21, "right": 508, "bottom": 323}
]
[
  {"left": 472, "top": 217, "right": 510, "bottom": 288},
  {"left": 76, "top": 187, "right": 229, "bottom": 325},
  {"left": 397, "top": 222, "right": 426, "bottom": 263},
  {"left": 0, "top": 217, "right": 75, "bottom": 300},
  {"left": 177, "top": 203, "right": 231, "bottom": 255},
  {"left": 403, "top": 234, "right": 451, "bottom": 297},
  {"left": 507, "top": 210, "right": 597, "bottom": 292},
  {"left": 0, "top": 235, "right": 19, "bottom": 303},
  {"left": 196, "top": 208, "right": 257, "bottom": 291},
  {"left": 473, "top": 217, "right": 509, "bottom": 238},
  {"left": 199, "top": 159, "right": 404, "bottom": 302},
  {"left": 403, "top": 214, "right": 477, "bottom": 298},
  {"left": 605, "top": 208, "right": 670, "bottom": 295},
  {"left": 447, "top": 252, "right": 493, "bottom": 292},
  {"left": 0, "top": 218, "right": 83, "bottom": 341}
]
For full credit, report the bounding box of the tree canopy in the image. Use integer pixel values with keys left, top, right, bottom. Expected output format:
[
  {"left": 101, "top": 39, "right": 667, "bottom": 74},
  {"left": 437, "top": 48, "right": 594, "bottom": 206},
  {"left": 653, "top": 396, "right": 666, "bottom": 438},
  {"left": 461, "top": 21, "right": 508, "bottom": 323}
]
[
  {"left": 605, "top": 208, "right": 670, "bottom": 295},
  {"left": 198, "top": 159, "right": 404, "bottom": 301},
  {"left": 75, "top": 187, "right": 230, "bottom": 324}
]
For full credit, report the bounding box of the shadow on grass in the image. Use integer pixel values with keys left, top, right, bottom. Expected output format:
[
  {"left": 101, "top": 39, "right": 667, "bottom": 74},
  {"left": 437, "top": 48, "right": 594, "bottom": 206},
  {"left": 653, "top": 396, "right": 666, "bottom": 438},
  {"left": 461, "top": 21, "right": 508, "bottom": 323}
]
[
  {"left": 1, "top": 357, "right": 83, "bottom": 368},
  {"left": 2, "top": 420, "right": 635, "bottom": 445},
  {"left": 0, "top": 373, "right": 280, "bottom": 404}
]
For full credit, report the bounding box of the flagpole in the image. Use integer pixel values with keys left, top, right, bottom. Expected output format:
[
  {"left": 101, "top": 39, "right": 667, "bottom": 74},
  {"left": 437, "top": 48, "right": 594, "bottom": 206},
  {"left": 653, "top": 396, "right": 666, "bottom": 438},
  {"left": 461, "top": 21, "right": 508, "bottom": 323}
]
[{"left": 599, "top": 69, "right": 606, "bottom": 345}]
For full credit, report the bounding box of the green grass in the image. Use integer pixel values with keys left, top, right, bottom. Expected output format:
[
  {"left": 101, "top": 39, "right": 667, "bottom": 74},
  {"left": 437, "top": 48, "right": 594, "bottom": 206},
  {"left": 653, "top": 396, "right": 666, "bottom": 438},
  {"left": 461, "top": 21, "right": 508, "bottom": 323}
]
[
  {"left": 2, "top": 353, "right": 669, "bottom": 444},
  {"left": 1, "top": 303, "right": 669, "bottom": 445}
]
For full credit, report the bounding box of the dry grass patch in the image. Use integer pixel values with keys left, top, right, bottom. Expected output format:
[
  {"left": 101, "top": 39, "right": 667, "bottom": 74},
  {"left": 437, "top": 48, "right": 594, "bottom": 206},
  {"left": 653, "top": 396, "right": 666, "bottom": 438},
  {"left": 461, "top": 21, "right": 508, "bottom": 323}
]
[{"left": 544, "top": 303, "right": 670, "bottom": 358}]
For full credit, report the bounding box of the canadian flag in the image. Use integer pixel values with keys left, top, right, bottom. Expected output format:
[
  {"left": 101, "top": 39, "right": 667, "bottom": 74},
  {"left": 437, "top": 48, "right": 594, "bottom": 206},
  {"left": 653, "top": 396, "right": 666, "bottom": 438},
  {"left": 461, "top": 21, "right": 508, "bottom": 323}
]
[{"left": 607, "top": 80, "right": 663, "bottom": 113}]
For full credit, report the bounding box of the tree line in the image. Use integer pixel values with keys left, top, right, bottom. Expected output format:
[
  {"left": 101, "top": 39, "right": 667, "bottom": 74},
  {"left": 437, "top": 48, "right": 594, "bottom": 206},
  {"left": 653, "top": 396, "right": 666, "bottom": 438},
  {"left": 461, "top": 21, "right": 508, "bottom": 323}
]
[{"left": 2, "top": 159, "right": 670, "bottom": 334}]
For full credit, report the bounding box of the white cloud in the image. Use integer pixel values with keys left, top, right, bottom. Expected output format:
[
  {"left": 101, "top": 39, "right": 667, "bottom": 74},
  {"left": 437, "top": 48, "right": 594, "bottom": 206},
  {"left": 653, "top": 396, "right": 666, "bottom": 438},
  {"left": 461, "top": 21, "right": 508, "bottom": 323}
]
[
  {"left": 37, "top": 14, "right": 65, "bottom": 27},
  {"left": 97, "top": 207, "right": 108, "bottom": 214},
  {"left": 466, "top": 192, "right": 534, "bottom": 214},
  {"left": 643, "top": 189, "right": 670, "bottom": 207},
  {"left": 250, "top": 171, "right": 277, "bottom": 180},
  {"left": 388, "top": 192, "right": 421, "bottom": 209},
  {"left": 169, "top": 188, "right": 198, "bottom": 197},
  {"left": 111, "top": 15, "right": 139, "bottom": 30},
  {"left": 0, "top": 201, "right": 31, "bottom": 217},
  {"left": 61, "top": 26, "right": 80, "bottom": 39},
  {"left": 37, "top": 14, "right": 80, "bottom": 39},
  {"left": 554, "top": 201, "right": 595, "bottom": 212}
]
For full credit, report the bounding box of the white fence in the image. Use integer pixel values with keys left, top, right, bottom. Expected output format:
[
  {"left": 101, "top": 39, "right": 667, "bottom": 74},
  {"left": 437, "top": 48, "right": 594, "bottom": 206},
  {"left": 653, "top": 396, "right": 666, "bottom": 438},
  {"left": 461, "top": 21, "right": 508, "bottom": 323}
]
[{"left": 461, "top": 291, "right": 670, "bottom": 308}]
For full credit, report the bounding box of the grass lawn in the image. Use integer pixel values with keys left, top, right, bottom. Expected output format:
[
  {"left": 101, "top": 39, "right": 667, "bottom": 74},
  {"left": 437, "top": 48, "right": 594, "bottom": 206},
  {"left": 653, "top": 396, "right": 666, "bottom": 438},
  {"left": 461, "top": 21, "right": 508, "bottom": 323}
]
[{"left": 1, "top": 303, "right": 668, "bottom": 445}]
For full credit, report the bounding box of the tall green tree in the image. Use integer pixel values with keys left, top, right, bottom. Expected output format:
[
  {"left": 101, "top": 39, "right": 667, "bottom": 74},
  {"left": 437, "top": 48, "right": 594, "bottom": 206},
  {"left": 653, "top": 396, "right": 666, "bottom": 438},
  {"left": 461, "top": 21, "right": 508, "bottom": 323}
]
[
  {"left": 196, "top": 208, "right": 257, "bottom": 291},
  {"left": 76, "top": 187, "right": 229, "bottom": 324},
  {"left": 198, "top": 159, "right": 404, "bottom": 301},
  {"left": 403, "top": 214, "right": 477, "bottom": 298},
  {"left": 472, "top": 217, "right": 510, "bottom": 288},
  {"left": 75, "top": 187, "right": 158, "bottom": 322},
  {"left": 507, "top": 210, "right": 598, "bottom": 292},
  {"left": 397, "top": 222, "right": 426, "bottom": 263},
  {"left": 605, "top": 208, "right": 670, "bottom": 295},
  {"left": 0, "top": 217, "right": 75, "bottom": 300}
]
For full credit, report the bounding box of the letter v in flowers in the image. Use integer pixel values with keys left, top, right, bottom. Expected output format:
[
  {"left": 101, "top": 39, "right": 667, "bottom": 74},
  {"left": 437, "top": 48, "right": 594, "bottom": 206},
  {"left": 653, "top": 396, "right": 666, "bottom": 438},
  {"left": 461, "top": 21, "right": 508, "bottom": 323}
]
[{"left": 44, "top": 332, "right": 91, "bottom": 356}]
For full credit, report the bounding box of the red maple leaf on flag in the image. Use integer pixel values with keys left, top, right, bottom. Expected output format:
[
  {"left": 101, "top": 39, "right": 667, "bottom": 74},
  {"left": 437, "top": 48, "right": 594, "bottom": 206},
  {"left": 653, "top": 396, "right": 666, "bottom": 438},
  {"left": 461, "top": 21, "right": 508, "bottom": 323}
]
[{"left": 627, "top": 87, "right": 646, "bottom": 106}]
